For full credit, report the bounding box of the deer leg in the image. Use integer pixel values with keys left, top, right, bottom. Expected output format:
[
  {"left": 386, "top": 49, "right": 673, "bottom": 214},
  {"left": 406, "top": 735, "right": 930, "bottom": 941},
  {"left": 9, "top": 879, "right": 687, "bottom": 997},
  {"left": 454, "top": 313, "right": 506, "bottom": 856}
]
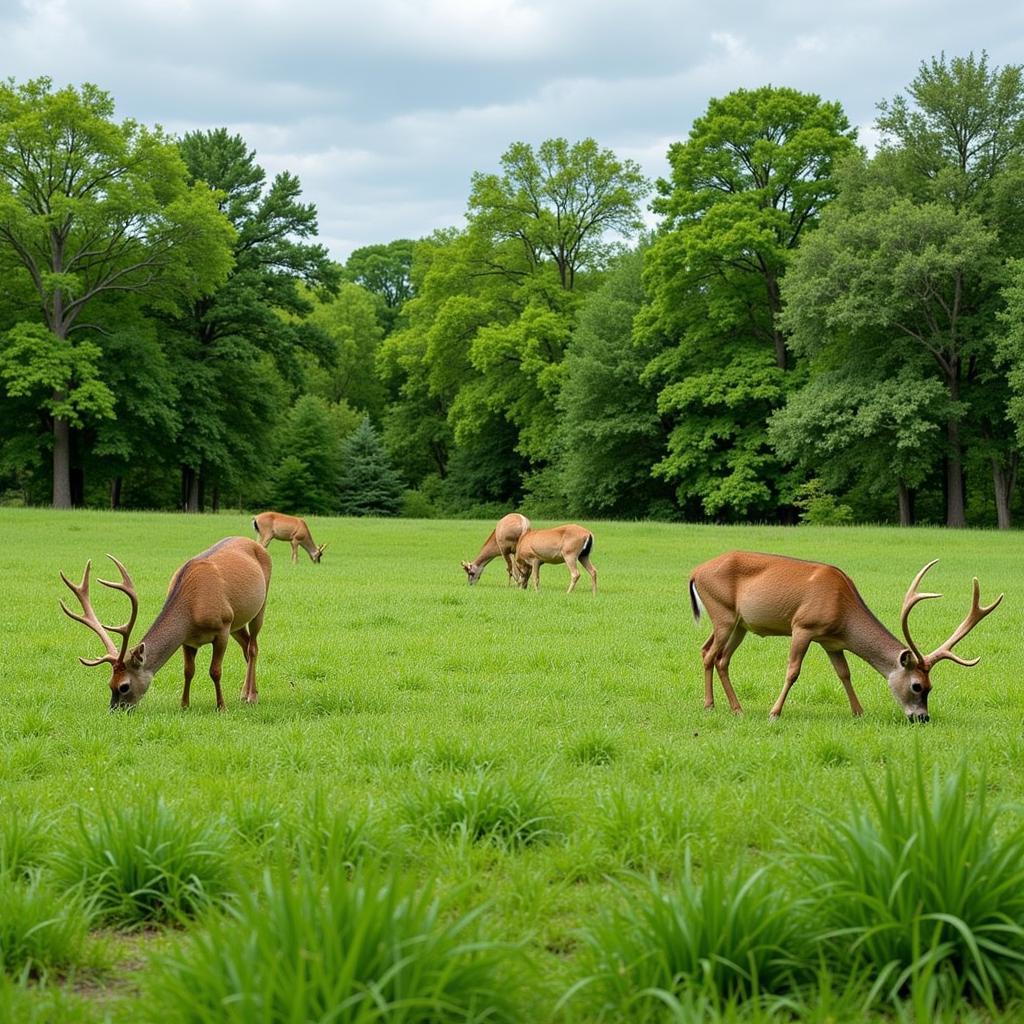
[
  {"left": 235, "top": 616, "right": 261, "bottom": 704},
  {"left": 701, "top": 622, "right": 744, "bottom": 712},
  {"left": 827, "top": 649, "right": 864, "bottom": 717},
  {"left": 290, "top": 541, "right": 298, "bottom": 565},
  {"left": 181, "top": 645, "right": 197, "bottom": 709},
  {"left": 770, "top": 630, "right": 813, "bottom": 720},
  {"left": 714, "top": 624, "right": 747, "bottom": 713},
  {"left": 701, "top": 633, "right": 716, "bottom": 708},
  {"left": 532, "top": 562, "right": 541, "bottom": 591},
  {"left": 565, "top": 555, "right": 581, "bottom": 594},
  {"left": 579, "top": 553, "right": 597, "bottom": 595},
  {"left": 209, "top": 632, "right": 229, "bottom": 711},
  {"left": 502, "top": 553, "right": 515, "bottom": 586}
]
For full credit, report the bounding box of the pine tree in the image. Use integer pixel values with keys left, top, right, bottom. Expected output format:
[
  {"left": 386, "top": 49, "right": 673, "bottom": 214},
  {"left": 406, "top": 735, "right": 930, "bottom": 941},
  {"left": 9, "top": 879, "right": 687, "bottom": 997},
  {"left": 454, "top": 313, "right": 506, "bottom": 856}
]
[{"left": 336, "top": 418, "right": 403, "bottom": 516}]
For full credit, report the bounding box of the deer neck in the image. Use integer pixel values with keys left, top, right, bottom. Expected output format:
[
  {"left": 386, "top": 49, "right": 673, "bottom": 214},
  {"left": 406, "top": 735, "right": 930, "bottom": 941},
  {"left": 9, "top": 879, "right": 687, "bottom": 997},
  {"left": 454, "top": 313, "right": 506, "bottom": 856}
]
[
  {"left": 299, "top": 533, "right": 318, "bottom": 556},
  {"left": 137, "top": 603, "right": 191, "bottom": 677},
  {"left": 841, "top": 606, "right": 905, "bottom": 678},
  {"left": 473, "top": 531, "right": 501, "bottom": 568}
]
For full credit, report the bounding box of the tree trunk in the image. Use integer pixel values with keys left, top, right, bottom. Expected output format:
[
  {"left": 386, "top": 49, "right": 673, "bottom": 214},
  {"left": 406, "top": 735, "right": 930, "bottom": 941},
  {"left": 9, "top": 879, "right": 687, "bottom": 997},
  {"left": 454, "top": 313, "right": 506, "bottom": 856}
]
[
  {"left": 897, "top": 480, "right": 914, "bottom": 526},
  {"left": 992, "top": 453, "right": 1018, "bottom": 530},
  {"left": 52, "top": 411, "right": 72, "bottom": 508},
  {"left": 70, "top": 465, "right": 85, "bottom": 507},
  {"left": 181, "top": 465, "right": 200, "bottom": 512},
  {"left": 211, "top": 481, "right": 220, "bottom": 514},
  {"left": 110, "top": 476, "right": 123, "bottom": 510},
  {"left": 197, "top": 473, "right": 206, "bottom": 513}
]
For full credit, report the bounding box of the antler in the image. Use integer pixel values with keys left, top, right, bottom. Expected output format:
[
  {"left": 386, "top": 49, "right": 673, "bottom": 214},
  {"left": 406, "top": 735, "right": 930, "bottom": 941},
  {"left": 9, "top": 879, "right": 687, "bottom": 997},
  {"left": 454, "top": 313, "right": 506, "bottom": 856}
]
[
  {"left": 59, "top": 555, "right": 139, "bottom": 666},
  {"left": 900, "top": 559, "right": 942, "bottom": 665},
  {"left": 923, "top": 577, "right": 1004, "bottom": 670}
]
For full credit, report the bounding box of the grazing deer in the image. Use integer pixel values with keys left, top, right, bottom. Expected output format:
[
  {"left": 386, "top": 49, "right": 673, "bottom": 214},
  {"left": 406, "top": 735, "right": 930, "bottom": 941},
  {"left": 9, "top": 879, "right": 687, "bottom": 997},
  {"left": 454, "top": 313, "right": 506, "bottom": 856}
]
[
  {"left": 514, "top": 524, "right": 597, "bottom": 595},
  {"left": 689, "top": 551, "right": 1002, "bottom": 721},
  {"left": 253, "top": 511, "right": 326, "bottom": 565},
  {"left": 60, "top": 537, "right": 272, "bottom": 711},
  {"left": 461, "top": 512, "right": 532, "bottom": 585}
]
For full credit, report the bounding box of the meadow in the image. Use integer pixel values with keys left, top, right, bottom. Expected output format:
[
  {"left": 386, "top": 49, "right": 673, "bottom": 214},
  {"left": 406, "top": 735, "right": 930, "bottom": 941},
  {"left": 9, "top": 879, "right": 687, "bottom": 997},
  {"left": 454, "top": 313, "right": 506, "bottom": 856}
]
[{"left": 1, "top": 508, "right": 1023, "bottom": 1022}]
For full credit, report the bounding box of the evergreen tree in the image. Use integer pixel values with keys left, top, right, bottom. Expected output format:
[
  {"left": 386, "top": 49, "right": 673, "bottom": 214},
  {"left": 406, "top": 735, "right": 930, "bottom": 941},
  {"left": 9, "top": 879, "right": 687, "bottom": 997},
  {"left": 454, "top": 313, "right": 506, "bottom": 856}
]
[{"left": 336, "top": 418, "right": 404, "bottom": 516}]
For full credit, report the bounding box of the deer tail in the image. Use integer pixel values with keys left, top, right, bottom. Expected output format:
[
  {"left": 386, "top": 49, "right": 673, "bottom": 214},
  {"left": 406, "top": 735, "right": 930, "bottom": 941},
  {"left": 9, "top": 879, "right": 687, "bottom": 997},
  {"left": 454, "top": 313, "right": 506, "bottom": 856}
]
[
  {"left": 689, "top": 578, "right": 704, "bottom": 623},
  {"left": 252, "top": 518, "right": 258, "bottom": 534},
  {"left": 580, "top": 533, "right": 594, "bottom": 558}
]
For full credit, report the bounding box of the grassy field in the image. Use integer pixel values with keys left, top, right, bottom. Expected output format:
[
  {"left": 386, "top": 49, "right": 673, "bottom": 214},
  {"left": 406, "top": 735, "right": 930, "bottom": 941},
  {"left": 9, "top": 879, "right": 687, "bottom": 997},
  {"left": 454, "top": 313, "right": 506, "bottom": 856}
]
[{"left": 1, "top": 508, "right": 1022, "bottom": 1021}]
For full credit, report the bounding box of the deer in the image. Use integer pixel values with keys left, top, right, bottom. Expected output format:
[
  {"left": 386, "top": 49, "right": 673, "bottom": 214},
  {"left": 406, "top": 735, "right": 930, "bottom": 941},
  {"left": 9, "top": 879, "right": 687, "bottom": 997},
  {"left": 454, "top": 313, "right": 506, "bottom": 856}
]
[
  {"left": 60, "top": 537, "right": 272, "bottom": 711},
  {"left": 461, "top": 512, "right": 532, "bottom": 585},
  {"left": 514, "top": 524, "right": 597, "bottom": 595},
  {"left": 252, "top": 511, "right": 326, "bottom": 565},
  {"left": 689, "top": 550, "right": 1002, "bottom": 722}
]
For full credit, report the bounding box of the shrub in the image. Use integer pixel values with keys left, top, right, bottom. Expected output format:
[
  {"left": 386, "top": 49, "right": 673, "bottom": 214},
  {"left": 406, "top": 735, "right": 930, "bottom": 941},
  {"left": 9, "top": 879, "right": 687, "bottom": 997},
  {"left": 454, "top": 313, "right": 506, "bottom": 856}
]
[
  {"left": 144, "top": 860, "right": 523, "bottom": 1023},
  {"left": 52, "top": 798, "right": 233, "bottom": 927},
  {"left": 799, "top": 758, "right": 1024, "bottom": 1012}
]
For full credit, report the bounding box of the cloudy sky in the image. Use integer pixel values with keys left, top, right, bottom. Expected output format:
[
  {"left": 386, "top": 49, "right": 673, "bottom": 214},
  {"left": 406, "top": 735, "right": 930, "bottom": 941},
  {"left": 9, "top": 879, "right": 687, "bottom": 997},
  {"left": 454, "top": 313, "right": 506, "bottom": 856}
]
[{"left": 4, "top": 0, "right": 1023, "bottom": 262}]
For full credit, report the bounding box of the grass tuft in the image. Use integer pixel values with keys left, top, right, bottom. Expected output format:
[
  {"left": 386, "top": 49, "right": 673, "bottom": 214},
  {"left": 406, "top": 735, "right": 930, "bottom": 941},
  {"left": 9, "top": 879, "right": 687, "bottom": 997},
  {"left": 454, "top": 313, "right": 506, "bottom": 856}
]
[
  {"left": 571, "top": 852, "right": 808, "bottom": 1019},
  {"left": 52, "top": 797, "right": 234, "bottom": 928},
  {"left": 0, "top": 869, "right": 94, "bottom": 978},
  {"left": 0, "top": 808, "right": 53, "bottom": 878},
  {"left": 799, "top": 755, "right": 1024, "bottom": 1012},
  {"left": 566, "top": 733, "right": 618, "bottom": 767},
  {"left": 402, "top": 771, "right": 560, "bottom": 849},
  {"left": 143, "top": 859, "right": 525, "bottom": 1023}
]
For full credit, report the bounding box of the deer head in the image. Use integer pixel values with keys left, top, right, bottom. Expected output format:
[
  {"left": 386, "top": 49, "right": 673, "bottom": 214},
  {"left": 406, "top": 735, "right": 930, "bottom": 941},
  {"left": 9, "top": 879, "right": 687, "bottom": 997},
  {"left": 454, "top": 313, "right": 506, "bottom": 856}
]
[
  {"left": 892, "top": 560, "right": 1003, "bottom": 722},
  {"left": 461, "top": 560, "right": 484, "bottom": 585},
  {"left": 60, "top": 556, "right": 148, "bottom": 710},
  {"left": 312, "top": 543, "right": 327, "bottom": 564}
]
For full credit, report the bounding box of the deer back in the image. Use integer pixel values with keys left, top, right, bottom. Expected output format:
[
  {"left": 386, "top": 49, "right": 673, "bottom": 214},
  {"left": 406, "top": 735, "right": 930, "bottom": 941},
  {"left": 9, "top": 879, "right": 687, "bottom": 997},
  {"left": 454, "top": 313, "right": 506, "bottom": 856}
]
[{"left": 169, "top": 538, "right": 271, "bottom": 638}]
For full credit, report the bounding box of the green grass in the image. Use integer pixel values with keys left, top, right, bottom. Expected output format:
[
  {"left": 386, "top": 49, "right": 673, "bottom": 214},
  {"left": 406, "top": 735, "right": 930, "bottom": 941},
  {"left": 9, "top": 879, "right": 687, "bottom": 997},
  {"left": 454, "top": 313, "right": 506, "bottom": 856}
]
[{"left": 2, "top": 508, "right": 1023, "bottom": 1019}]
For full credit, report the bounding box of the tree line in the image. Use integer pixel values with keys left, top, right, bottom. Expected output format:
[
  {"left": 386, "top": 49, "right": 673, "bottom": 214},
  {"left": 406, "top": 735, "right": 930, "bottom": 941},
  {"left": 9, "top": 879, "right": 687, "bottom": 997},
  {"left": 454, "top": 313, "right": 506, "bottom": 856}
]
[{"left": 3, "top": 53, "right": 1024, "bottom": 527}]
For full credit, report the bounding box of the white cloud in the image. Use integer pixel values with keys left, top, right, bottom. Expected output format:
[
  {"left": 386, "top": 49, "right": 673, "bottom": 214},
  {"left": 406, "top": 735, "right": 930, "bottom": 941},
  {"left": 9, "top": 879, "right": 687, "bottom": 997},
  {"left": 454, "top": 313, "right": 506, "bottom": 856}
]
[{"left": 2, "top": 0, "right": 1023, "bottom": 258}]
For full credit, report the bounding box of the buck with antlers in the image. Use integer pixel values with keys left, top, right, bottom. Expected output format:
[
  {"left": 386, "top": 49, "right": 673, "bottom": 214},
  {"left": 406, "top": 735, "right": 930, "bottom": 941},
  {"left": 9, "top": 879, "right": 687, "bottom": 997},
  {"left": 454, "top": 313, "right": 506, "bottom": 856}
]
[
  {"left": 253, "top": 511, "right": 326, "bottom": 565},
  {"left": 689, "top": 551, "right": 1002, "bottom": 721},
  {"left": 60, "top": 537, "right": 272, "bottom": 711},
  {"left": 461, "top": 512, "right": 532, "bottom": 585},
  {"left": 514, "top": 524, "right": 597, "bottom": 595}
]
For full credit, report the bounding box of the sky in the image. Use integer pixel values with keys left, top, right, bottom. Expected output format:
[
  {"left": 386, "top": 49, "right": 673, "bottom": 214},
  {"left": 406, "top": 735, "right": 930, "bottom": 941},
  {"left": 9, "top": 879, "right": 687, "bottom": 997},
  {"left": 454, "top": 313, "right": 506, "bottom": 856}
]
[{"left": 3, "top": 0, "right": 1024, "bottom": 263}]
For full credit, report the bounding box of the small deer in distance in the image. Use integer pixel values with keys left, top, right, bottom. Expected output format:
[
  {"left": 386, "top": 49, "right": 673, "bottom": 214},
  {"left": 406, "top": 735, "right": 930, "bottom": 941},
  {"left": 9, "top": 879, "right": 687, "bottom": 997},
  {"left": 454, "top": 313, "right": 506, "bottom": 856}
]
[
  {"left": 462, "top": 512, "right": 531, "bottom": 585},
  {"left": 514, "top": 524, "right": 597, "bottom": 595},
  {"left": 689, "top": 550, "right": 1002, "bottom": 721},
  {"left": 60, "top": 537, "right": 272, "bottom": 711},
  {"left": 253, "top": 511, "right": 326, "bottom": 565}
]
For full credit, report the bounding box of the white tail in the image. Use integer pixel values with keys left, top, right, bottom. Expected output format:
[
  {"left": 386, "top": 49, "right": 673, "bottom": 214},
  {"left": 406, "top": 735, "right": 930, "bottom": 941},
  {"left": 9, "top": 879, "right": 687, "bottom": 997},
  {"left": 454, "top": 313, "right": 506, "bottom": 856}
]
[
  {"left": 689, "top": 550, "right": 1001, "bottom": 721},
  {"left": 514, "top": 524, "right": 597, "bottom": 595},
  {"left": 61, "top": 537, "right": 272, "bottom": 710},
  {"left": 253, "top": 511, "right": 325, "bottom": 565},
  {"left": 461, "top": 513, "right": 531, "bottom": 585}
]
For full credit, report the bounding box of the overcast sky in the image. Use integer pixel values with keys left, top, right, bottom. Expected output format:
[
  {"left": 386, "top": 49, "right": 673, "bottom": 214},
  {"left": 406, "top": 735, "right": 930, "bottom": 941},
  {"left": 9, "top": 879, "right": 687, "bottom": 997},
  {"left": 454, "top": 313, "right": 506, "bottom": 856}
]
[{"left": 4, "top": 0, "right": 1023, "bottom": 262}]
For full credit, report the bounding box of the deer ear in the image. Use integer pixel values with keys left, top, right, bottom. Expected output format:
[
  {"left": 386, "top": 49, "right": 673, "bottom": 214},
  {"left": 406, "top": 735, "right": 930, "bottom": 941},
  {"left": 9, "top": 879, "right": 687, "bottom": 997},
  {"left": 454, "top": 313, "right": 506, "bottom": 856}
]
[
  {"left": 127, "top": 642, "right": 146, "bottom": 669},
  {"left": 898, "top": 648, "right": 916, "bottom": 669}
]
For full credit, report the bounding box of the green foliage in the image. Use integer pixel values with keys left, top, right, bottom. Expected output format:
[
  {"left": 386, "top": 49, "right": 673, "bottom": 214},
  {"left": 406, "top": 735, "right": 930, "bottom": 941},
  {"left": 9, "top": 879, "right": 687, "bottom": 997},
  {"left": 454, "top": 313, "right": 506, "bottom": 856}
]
[
  {"left": 792, "top": 479, "right": 854, "bottom": 525},
  {"left": 53, "top": 798, "right": 233, "bottom": 927},
  {"left": 345, "top": 239, "right": 415, "bottom": 332},
  {"left": 558, "top": 248, "right": 673, "bottom": 518},
  {"left": 799, "top": 758, "right": 1024, "bottom": 1012},
  {"left": 468, "top": 137, "right": 650, "bottom": 290},
  {"left": 269, "top": 394, "right": 342, "bottom": 515},
  {"left": 336, "top": 417, "right": 404, "bottom": 516},
  {"left": 143, "top": 860, "right": 524, "bottom": 1023}
]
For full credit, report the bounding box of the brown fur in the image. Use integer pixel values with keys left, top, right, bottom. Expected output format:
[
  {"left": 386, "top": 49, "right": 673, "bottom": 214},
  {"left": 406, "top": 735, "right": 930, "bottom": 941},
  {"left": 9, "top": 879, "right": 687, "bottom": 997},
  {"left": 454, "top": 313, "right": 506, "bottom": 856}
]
[
  {"left": 514, "top": 524, "right": 597, "bottom": 595},
  {"left": 253, "top": 511, "right": 325, "bottom": 564},
  {"left": 461, "top": 513, "right": 531, "bottom": 585}
]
